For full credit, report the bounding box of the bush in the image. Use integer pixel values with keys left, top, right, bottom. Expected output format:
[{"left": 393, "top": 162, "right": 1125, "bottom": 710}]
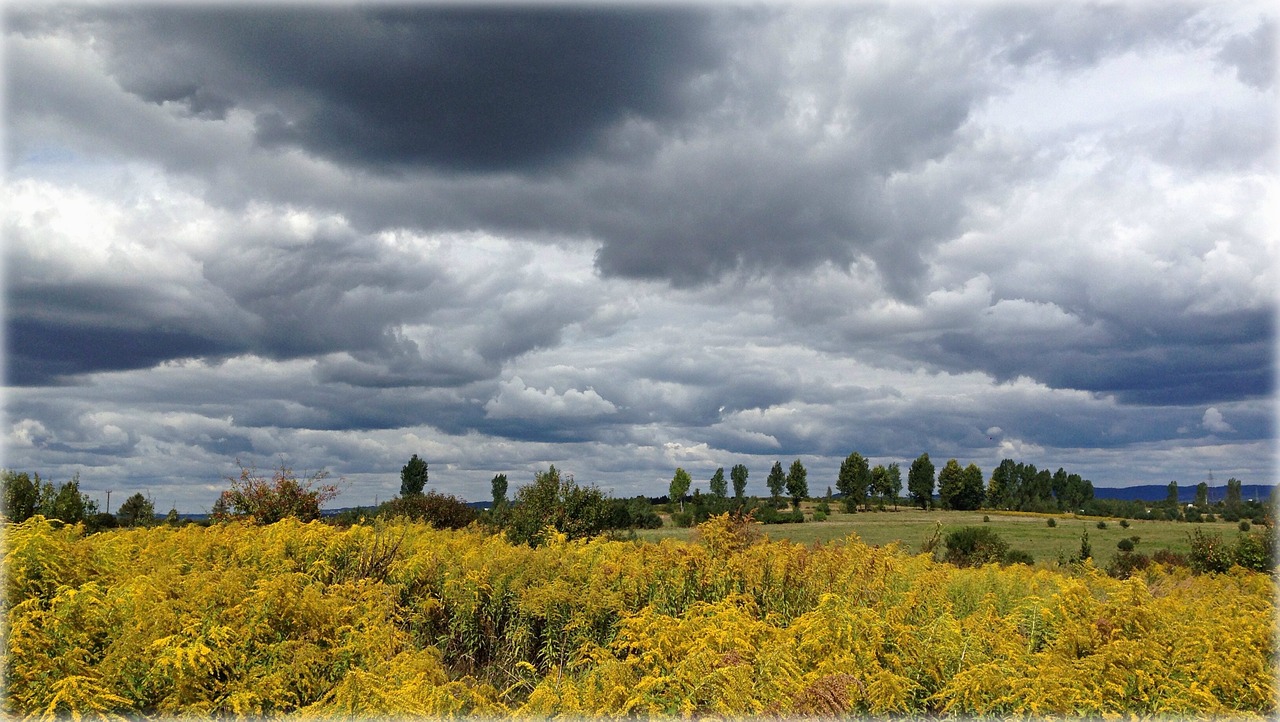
[
  {"left": 1119, "top": 519, "right": 1130, "bottom": 529},
  {"left": 504, "top": 466, "right": 613, "bottom": 547},
  {"left": 982, "top": 515, "right": 990, "bottom": 523},
  {"left": 1152, "top": 548, "right": 1188, "bottom": 567},
  {"left": 1232, "top": 532, "right": 1276, "bottom": 573},
  {"left": 1106, "top": 551, "right": 1151, "bottom": 580},
  {"left": 671, "top": 511, "right": 694, "bottom": 528},
  {"left": 753, "top": 505, "right": 804, "bottom": 525},
  {"left": 943, "top": 526, "right": 1010, "bottom": 567},
  {"left": 214, "top": 462, "right": 341, "bottom": 524},
  {"left": 812, "top": 510, "right": 827, "bottom": 522},
  {"left": 378, "top": 492, "right": 477, "bottom": 530},
  {"left": 1239, "top": 520, "right": 1251, "bottom": 532},
  {"left": 1046, "top": 517, "right": 1057, "bottom": 528},
  {"left": 1184, "top": 508, "right": 1203, "bottom": 523},
  {"left": 1117, "top": 538, "right": 1135, "bottom": 552},
  {"left": 1096, "top": 521, "right": 1107, "bottom": 530},
  {"left": 1188, "top": 528, "right": 1233, "bottom": 574},
  {"left": 1003, "top": 549, "right": 1035, "bottom": 566}
]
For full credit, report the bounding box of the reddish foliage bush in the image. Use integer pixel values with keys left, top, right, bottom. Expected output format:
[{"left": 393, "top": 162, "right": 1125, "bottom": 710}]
[{"left": 213, "top": 462, "right": 341, "bottom": 524}]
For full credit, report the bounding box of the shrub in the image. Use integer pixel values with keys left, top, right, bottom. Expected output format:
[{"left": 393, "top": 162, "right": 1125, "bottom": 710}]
[
  {"left": 1046, "top": 517, "right": 1057, "bottom": 528},
  {"left": 1096, "top": 521, "right": 1107, "bottom": 530},
  {"left": 1116, "top": 538, "right": 1135, "bottom": 552},
  {"left": 213, "top": 462, "right": 341, "bottom": 524},
  {"left": 1106, "top": 551, "right": 1151, "bottom": 580},
  {"left": 943, "top": 526, "right": 1010, "bottom": 567},
  {"left": 982, "top": 515, "right": 990, "bottom": 523},
  {"left": 504, "top": 466, "right": 613, "bottom": 546},
  {"left": 1184, "top": 507, "right": 1203, "bottom": 523},
  {"left": 671, "top": 511, "right": 694, "bottom": 528},
  {"left": 1003, "top": 549, "right": 1035, "bottom": 566},
  {"left": 1152, "top": 548, "right": 1188, "bottom": 567},
  {"left": 1232, "top": 532, "right": 1276, "bottom": 573},
  {"left": 378, "top": 491, "right": 477, "bottom": 529},
  {"left": 1119, "top": 519, "right": 1130, "bottom": 529},
  {"left": 1188, "top": 528, "right": 1232, "bottom": 574},
  {"left": 1239, "top": 520, "right": 1251, "bottom": 532},
  {"left": 812, "top": 510, "right": 827, "bottom": 522}
]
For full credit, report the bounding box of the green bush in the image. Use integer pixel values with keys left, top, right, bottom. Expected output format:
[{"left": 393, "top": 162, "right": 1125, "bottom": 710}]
[
  {"left": 1106, "top": 551, "right": 1151, "bottom": 580},
  {"left": 1096, "top": 520, "right": 1107, "bottom": 530},
  {"left": 1046, "top": 517, "right": 1057, "bottom": 528},
  {"left": 1188, "top": 528, "right": 1233, "bottom": 573},
  {"left": 943, "top": 526, "right": 1010, "bottom": 567},
  {"left": 812, "top": 510, "right": 827, "bottom": 522},
  {"left": 1117, "top": 538, "right": 1135, "bottom": 552},
  {"left": 1003, "top": 549, "right": 1035, "bottom": 566},
  {"left": 1152, "top": 548, "right": 1188, "bottom": 567},
  {"left": 1239, "top": 520, "right": 1251, "bottom": 532},
  {"left": 982, "top": 515, "right": 990, "bottom": 523},
  {"left": 503, "top": 466, "right": 612, "bottom": 546},
  {"left": 378, "top": 491, "right": 478, "bottom": 530},
  {"left": 1119, "top": 519, "right": 1130, "bottom": 529},
  {"left": 671, "top": 511, "right": 694, "bottom": 528},
  {"left": 1232, "top": 532, "right": 1276, "bottom": 573}
]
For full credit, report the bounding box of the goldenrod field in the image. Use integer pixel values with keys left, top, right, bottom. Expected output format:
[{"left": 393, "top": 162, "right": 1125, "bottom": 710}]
[{"left": 2, "top": 514, "right": 1275, "bottom": 719}]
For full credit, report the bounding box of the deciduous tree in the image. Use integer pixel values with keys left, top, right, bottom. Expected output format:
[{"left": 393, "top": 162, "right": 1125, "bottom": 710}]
[
  {"left": 116, "top": 492, "right": 155, "bottom": 528},
  {"left": 709, "top": 467, "right": 728, "bottom": 499},
  {"left": 908, "top": 453, "right": 934, "bottom": 510},
  {"left": 669, "top": 468, "right": 692, "bottom": 511},
  {"left": 785, "top": 459, "right": 808, "bottom": 510},
  {"left": 836, "top": 452, "right": 870, "bottom": 513},
  {"left": 730, "top": 464, "right": 749, "bottom": 500},
  {"left": 766, "top": 461, "right": 786, "bottom": 508}
]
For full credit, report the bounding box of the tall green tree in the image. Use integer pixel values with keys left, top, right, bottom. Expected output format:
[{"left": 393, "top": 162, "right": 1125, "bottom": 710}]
[
  {"left": 766, "top": 461, "right": 786, "bottom": 508},
  {"left": 1195, "top": 481, "right": 1209, "bottom": 507},
  {"left": 669, "top": 468, "right": 692, "bottom": 511},
  {"left": 49, "top": 474, "right": 95, "bottom": 525},
  {"left": 730, "top": 464, "right": 749, "bottom": 500},
  {"left": 907, "top": 453, "right": 935, "bottom": 510},
  {"left": 885, "top": 462, "right": 902, "bottom": 510},
  {"left": 1225, "top": 477, "right": 1243, "bottom": 510},
  {"left": 709, "top": 467, "right": 728, "bottom": 499},
  {"left": 491, "top": 473, "right": 509, "bottom": 509},
  {"left": 959, "top": 463, "right": 986, "bottom": 511},
  {"left": 1050, "top": 468, "right": 1069, "bottom": 509},
  {"left": 987, "top": 459, "right": 1017, "bottom": 509},
  {"left": 785, "top": 459, "right": 808, "bottom": 510},
  {"left": 937, "top": 459, "right": 965, "bottom": 510},
  {"left": 1166, "top": 480, "right": 1180, "bottom": 505},
  {"left": 400, "top": 454, "right": 428, "bottom": 497},
  {"left": 116, "top": 492, "right": 155, "bottom": 527},
  {"left": 2, "top": 470, "right": 40, "bottom": 523},
  {"left": 836, "top": 452, "right": 870, "bottom": 513}
]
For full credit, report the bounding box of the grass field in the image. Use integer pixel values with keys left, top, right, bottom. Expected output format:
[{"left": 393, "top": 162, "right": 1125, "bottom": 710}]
[{"left": 638, "top": 507, "right": 1224, "bottom": 567}]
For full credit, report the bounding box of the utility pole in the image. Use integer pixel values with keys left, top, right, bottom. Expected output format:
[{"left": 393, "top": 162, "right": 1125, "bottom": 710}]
[{"left": 106, "top": 489, "right": 113, "bottom": 513}]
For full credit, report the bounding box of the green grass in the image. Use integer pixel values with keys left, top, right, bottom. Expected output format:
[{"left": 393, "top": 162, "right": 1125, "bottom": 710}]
[{"left": 637, "top": 507, "right": 1223, "bottom": 568}]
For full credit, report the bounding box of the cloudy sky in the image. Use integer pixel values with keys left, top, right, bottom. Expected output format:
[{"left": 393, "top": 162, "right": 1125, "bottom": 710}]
[{"left": 3, "top": 1, "right": 1276, "bottom": 513}]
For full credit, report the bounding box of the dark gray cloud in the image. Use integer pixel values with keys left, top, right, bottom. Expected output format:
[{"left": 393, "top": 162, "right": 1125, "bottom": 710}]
[{"left": 91, "top": 6, "right": 719, "bottom": 173}]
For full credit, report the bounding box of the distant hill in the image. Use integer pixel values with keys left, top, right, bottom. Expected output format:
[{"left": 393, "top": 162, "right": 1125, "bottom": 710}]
[{"left": 1093, "top": 483, "right": 1275, "bottom": 504}]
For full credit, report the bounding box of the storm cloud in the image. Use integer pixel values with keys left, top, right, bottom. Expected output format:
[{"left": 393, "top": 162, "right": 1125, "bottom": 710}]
[{"left": 3, "top": 2, "right": 1274, "bottom": 512}]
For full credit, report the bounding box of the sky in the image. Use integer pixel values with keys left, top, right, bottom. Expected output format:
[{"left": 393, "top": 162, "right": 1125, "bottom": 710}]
[{"left": 3, "top": 1, "right": 1277, "bottom": 514}]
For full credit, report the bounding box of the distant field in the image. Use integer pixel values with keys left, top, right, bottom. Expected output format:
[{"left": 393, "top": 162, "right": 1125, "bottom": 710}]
[{"left": 637, "top": 507, "right": 1230, "bottom": 567}]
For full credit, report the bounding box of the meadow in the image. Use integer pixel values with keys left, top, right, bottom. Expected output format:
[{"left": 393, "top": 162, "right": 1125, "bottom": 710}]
[
  {"left": 2, "top": 512, "right": 1274, "bottom": 719},
  {"left": 638, "top": 507, "right": 1206, "bottom": 568}
]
